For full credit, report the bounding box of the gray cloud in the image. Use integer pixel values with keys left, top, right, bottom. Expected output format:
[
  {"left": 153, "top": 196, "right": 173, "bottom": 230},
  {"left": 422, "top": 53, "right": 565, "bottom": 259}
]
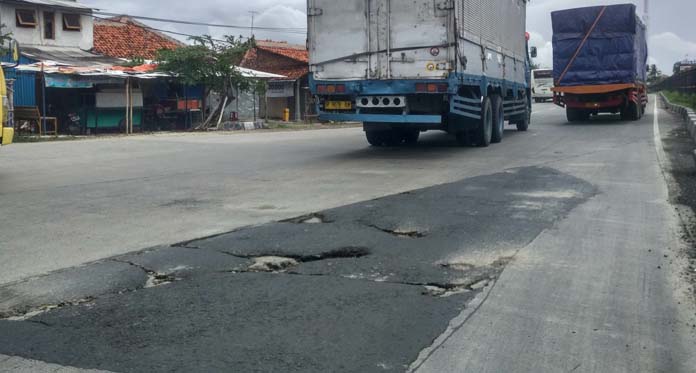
[{"left": 83, "top": 0, "right": 693, "bottom": 74}]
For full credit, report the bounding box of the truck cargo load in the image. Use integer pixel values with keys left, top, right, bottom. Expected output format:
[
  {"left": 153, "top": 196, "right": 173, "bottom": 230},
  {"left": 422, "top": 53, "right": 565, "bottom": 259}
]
[
  {"left": 308, "top": 0, "right": 533, "bottom": 147},
  {"left": 552, "top": 4, "right": 647, "bottom": 87},
  {"left": 551, "top": 4, "right": 648, "bottom": 122}
]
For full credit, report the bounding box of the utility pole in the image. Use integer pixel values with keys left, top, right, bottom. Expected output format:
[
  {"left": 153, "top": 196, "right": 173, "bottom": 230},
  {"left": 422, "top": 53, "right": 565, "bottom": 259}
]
[
  {"left": 643, "top": 0, "right": 649, "bottom": 32},
  {"left": 249, "top": 10, "right": 259, "bottom": 39}
]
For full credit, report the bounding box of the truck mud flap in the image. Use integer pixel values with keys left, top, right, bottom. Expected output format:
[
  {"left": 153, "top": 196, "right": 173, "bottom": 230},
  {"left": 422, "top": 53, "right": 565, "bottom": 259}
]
[{"left": 448, "top": 95, "right": 481, "bottom": 131}]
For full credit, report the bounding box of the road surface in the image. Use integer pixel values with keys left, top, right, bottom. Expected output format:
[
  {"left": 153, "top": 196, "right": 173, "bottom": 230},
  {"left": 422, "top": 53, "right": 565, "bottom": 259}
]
[{"left": 0, "top": 98, "right": 694, "bottom": 372}]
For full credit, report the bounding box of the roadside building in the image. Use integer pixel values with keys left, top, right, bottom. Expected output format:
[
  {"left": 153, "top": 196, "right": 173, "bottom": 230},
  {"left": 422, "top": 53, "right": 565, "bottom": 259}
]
[
  {"left": 674, "top": 60, "right": 696, "bottom": 74},
  {"left": 241, "top": 40, "right": 312, "bottom": 121},
  {"left": 0, "top": 2, "right": 201, "bottom": 135},
  {"left": 94, "top": 16, "right": 183, "bottom": 60},
  {"left": 0, "top": 0, "right": 107, "bottom": 109},
  {"left": 93, "top": 16, "right": 203, "bottom": 132}
]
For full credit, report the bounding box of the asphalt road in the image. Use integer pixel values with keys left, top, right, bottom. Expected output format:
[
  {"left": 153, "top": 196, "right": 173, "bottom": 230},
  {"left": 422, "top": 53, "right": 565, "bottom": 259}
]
[{"left": 1, "top": 99, "right": 695, "bottom": 372}]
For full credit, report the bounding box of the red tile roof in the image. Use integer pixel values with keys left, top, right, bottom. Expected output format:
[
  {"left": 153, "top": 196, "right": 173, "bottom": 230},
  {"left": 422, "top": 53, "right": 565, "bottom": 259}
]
[
  {"left": 94, "top": 16, "right": 184, "bottom": 60},
  {"left": 256, "top": 41, "right": 309, "bottom": 63},
  {"left": 240, "top": 41, "right": 309, "bottom": 80}
]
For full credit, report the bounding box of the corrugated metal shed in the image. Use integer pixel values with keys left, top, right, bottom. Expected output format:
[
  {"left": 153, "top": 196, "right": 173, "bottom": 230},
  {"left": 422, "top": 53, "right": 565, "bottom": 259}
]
[
  {"left": 5, "top": 69, "right": 36, "bottom": 107},
  {"left": 21, "top": 46, "right": 121, "bottom": 67},
  {"left": 2, "top": 55, "right": 37, "bottom": 107}
]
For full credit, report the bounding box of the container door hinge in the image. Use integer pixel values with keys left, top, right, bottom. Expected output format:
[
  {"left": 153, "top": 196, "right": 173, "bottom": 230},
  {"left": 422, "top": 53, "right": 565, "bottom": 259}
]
[{"left": 308, "top": 8, "right": 323, "bottom": 16}]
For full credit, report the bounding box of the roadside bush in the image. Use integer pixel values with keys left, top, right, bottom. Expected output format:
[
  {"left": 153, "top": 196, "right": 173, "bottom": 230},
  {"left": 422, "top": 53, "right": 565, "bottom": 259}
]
[{"left": 664, "top": 91, "right": 696, "bottom": 111}]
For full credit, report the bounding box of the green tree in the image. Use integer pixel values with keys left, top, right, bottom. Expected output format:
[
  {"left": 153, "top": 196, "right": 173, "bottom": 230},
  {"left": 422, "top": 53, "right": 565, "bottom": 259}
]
[
  {"left": 647, "top": 64, "right": 663, "bottom": 84},
  {"left": 156, "top": 35, "right": 258, "bottom": 128},
  {"left": 0, "top": 24, "right": 14, "bottom": 54}
]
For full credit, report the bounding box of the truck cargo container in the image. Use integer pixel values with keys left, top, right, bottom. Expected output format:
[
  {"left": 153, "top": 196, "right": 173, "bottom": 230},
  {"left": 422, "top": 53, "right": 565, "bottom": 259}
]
[
  {"left": 551, "top": 4, "right": 648, "bottom": 122},
  {"left": 308, "top": 0, "right": 533, "bottom": 147}
]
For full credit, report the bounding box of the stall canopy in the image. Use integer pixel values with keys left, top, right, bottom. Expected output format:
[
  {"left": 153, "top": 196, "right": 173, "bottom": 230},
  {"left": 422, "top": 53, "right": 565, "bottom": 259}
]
[{"left": 17, "top": 60, "right": 286, "bottom": 80}]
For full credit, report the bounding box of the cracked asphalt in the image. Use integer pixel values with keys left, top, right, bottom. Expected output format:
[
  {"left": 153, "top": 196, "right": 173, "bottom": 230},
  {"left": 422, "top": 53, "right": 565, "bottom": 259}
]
[
  {"left": 0, "top": 167, "right": 595, "bottom": 372},
  {"left": 1, "top": 98, "right": 695, "bottom": 372}
]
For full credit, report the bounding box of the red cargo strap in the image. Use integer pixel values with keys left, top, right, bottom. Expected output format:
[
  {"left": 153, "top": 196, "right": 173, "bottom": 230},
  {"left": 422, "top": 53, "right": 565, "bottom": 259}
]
[{"left": 556, "top": 6, "right": 608, "bottom": 86}]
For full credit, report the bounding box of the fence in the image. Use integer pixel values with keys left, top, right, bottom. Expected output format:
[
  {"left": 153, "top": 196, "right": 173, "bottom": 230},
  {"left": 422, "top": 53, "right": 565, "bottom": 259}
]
[{"left": 652, "top": 68, "right": 696, "bottom": 94}]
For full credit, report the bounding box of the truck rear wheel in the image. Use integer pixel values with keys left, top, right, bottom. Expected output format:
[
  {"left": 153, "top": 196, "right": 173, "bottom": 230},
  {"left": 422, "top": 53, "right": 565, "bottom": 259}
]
[
  {"left": 514, "top": 104, "right": 531, "bottom": 131},
  {"left": 473, "top": 96, "right": 493, "bottom": 147},
  {"left": 621, "top": 102, "right": 640, "bottom": 121},
  {"left": 567, "top": 108, "right": 588, "bottom": 122},
  {"left": 491, "top": 95, "right": 504, "bottom": 144},
  {"left": 402, "top": 130, "right": 420, "bottom": 145},
  {"left": 366, "top": 131, "right": 386, "bottom": 147}
]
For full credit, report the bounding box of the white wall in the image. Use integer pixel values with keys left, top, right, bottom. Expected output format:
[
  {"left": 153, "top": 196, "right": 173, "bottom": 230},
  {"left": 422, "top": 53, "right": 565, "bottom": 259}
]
[{"left": 0, "top": 3, "right": 93, "bottom": 50}]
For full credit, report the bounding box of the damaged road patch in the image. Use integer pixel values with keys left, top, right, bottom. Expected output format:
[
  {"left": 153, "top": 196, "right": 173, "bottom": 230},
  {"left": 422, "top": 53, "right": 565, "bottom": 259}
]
[{"left": 0, "top": 167, "right": 596, "bottom": 372}]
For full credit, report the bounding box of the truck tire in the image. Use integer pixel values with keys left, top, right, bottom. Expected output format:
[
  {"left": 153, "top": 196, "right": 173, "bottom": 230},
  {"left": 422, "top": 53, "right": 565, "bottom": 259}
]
[
  {"left": 366, "top": 131, "right": 386, "bottom": 147},
  {"left": 515, "top": 104, "right": 531, "bottom": 132},
  {"left": 491, "top": 95, "right": 504, "bottom": 144},
  {"left": 566, "top": 108, "right": 583, "bottom": 122},
  {"left": 383, "top": 131, "right": 404, "bottom": 147},
  {"left": 621, "top": 102, "right": 640, "bottom": 121},
  {"left": 474, "top": 96, "right": 493, "bottom": 147},
  {"left": 402, "top": 130, "right": 420, "bottom": 145}
]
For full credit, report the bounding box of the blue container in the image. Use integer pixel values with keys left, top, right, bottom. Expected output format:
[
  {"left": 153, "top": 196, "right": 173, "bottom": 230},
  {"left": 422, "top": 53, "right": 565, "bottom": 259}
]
[{"left": 552, "top": 4, "right": 648, "bottom": 87}]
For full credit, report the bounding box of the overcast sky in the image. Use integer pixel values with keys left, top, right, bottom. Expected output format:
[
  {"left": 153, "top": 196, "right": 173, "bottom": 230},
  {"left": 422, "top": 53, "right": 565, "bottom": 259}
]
[{"left": 83, "top": 0, "right": 695, "bottom": 75}]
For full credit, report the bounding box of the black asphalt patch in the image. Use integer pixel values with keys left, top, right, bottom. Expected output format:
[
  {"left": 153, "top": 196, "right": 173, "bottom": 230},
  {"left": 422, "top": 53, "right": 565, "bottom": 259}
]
[{"left": 0, "top": 166, "right": 596, "bottom": 372}]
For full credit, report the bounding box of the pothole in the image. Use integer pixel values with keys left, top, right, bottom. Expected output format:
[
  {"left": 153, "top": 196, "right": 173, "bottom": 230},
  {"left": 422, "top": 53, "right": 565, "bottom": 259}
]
[
  {"left": 283, "top": 213, "right": 332, "bottom": 224},
  {"left": 422, "top": 286, "right": 472, "bottom": 298},
  {"left": 145, "top": 273, "right": 177, "bottom": 288},
  {"left": 2, "top": 297, "right": 95, "bottom": 321},
  {"left": 440, "top": 262, "right": 476, "bottom": 271},
  {"left": 248, "top": 256, "right": 300, "bottom": 272},
  {"left": 301, "top": 247, "right": 371, "bottom": 262},
  {"left": 367, "top": 224, "right": 428, "bottom": 238},
  {"left": 241, "top": 247, "right": 370, "bottom": 273}
]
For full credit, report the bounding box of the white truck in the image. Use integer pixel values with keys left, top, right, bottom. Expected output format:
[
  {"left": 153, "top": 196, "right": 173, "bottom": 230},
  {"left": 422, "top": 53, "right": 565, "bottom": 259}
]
[
  {"left": 532, "top": 69, "right": 554, "bottom": 103},
  {"left": 308, "top": 0, "right": 534, "bottom": 147}
]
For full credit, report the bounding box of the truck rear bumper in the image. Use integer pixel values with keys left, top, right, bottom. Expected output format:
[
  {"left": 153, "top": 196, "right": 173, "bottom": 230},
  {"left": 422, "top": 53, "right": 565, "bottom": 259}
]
[{"left": 318, "top": 112, "right": 443, "bottom": 124}]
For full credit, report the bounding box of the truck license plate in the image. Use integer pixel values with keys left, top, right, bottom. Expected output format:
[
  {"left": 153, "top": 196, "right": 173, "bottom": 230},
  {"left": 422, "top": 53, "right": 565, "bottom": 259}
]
[{"left": 326, "top": 101, "right": 352, "bottom": 110}]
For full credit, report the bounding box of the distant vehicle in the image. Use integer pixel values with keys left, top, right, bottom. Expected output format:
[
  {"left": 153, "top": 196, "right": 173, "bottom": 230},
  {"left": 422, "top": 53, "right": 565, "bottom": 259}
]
[
  {"left": 532, "top": 69, "right": 553, "bottom": 103},
  {"left": 308, "top": 0, "right": 533, "bottom": 147},
  {"left": 551, "top": 4, "right": 648, "bottom": 122}
]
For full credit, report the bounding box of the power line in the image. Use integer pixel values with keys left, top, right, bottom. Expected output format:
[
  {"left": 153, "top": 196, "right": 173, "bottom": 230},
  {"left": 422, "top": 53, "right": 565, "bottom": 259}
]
[{"left": 92, "top": 14, "right": 236, "bottom": 45}]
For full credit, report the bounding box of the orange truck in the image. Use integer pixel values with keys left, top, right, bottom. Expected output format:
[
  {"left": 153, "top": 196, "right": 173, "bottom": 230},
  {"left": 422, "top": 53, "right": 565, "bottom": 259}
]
[{"left": 551, "top": 4, "right": 648, "bottom": 122}]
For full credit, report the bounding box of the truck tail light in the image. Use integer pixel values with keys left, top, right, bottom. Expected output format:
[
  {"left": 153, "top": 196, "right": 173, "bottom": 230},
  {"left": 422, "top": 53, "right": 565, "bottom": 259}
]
[
  {"left": 316, "top": 84, "right": 346, "bottom": 94},
  {"left": 416, "top": 83, "right": 448, "bottom": 93}
]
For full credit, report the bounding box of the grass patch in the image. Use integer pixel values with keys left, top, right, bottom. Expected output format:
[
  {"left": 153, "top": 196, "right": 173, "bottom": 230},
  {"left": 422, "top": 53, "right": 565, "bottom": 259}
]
[{"left": 663, "top": 91, "right": 696, "bottom": 111}]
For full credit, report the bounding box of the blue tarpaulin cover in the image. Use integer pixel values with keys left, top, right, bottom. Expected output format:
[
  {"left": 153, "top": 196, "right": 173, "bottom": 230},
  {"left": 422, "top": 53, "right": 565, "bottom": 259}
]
[{"left": 552, "top": 4, "right": 648, "bottom": 87}]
